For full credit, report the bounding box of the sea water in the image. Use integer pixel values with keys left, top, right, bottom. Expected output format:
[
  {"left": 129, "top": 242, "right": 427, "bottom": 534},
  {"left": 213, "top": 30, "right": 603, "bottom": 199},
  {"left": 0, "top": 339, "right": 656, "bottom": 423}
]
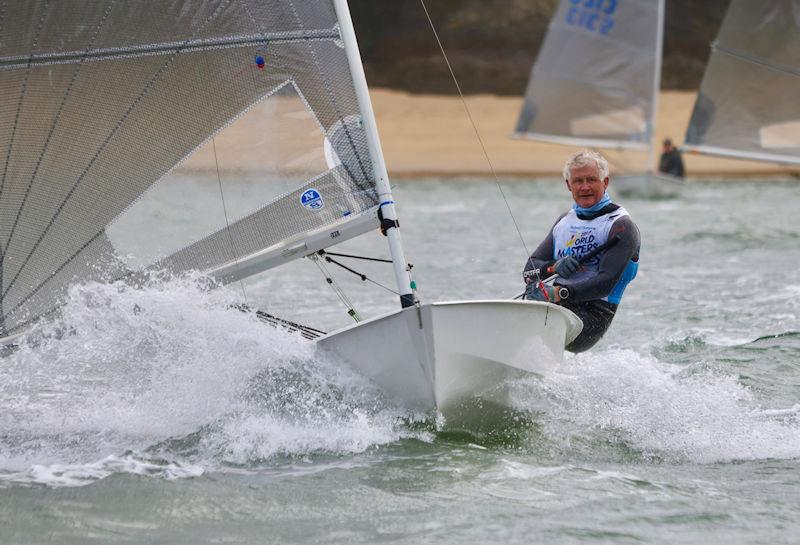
[{"left": 1, "top": 179, "right": 799, "bottom": 544}]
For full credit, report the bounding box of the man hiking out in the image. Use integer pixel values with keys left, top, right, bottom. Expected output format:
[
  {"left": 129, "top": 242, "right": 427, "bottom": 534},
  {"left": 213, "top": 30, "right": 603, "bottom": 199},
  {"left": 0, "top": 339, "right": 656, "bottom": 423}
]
[{"left": 523, "top": 150, "right": 641, "bottom": 352}]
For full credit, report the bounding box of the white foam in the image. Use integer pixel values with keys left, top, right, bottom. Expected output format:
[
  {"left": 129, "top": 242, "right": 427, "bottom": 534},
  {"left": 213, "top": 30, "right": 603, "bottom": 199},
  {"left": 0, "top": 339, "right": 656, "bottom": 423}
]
[
  {"left": 513, "top": 348, "right": 800, "bottom": 463},
  {"left": 0, "top": 273, "right": 416, "bottom": 486},
  {"left": 0, "top": 454, "right": 204, "bottom": 488},
  {"left": 200, "top": 409, "right": 404, "bottom": 464}
]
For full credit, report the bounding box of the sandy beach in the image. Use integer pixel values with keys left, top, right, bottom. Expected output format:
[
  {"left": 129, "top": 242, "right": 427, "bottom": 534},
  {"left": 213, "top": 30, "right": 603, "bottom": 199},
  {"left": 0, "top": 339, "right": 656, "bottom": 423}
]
[
  {"left": 371, "top": 89, "right": 798, "bottom": 179},
  {"left": 180, "top": 89, "right": 798, "bottom": 180}
]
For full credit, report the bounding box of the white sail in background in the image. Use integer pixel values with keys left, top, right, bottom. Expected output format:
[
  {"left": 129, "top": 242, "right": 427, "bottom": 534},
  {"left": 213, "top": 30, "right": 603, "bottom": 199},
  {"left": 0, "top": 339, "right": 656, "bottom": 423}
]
[
  {"left": 682, "top": 0, "right": 800, "bottom": 165},
  {"left": 514, "top": 0, "right": 663, "bottom": 151},
  {"left": 0, "top": 0, "right": 383, "bottom": 336}
]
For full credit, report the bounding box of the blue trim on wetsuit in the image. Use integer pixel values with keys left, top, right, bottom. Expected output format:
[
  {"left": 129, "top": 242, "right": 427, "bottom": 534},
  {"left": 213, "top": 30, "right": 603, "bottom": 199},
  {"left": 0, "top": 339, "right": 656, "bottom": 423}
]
[{"left": 607, "top": 259, "right": 638, "bottom": 305}]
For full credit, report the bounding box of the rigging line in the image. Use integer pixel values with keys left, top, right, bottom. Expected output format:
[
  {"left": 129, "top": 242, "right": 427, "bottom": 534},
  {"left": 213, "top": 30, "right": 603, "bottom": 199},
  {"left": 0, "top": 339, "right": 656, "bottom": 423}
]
[
  {"left": 418, "top": 0, "right": 530, "bottom": 259},
  {"left": 319, "top": 250, "right": 393, "bottom": 263},
  {"left": 310, "top": 254, "right": 362, "bottom": 322},
  {"left": 211, "top": 137, "right": 248, "bottom": 304},
  {"left": 322, "top": 255, "right": 400, "bottom": 296}
]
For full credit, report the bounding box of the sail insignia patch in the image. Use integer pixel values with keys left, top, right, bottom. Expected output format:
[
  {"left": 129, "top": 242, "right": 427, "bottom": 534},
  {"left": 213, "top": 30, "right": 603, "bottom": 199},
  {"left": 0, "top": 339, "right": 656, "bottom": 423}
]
[{"left": 301, "top": 188, "right": 324, "bottom": 211}]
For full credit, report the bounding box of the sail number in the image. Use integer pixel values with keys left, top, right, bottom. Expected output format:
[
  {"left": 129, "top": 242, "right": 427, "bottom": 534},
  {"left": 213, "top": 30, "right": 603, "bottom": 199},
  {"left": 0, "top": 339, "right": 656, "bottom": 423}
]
[{"left": 565, "top": 0, "right": 616, "bottom": 35}]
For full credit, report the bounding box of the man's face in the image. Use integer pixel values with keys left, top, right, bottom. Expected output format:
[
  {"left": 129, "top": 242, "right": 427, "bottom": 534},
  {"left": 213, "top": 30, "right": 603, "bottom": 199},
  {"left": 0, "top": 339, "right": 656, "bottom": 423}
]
[{"left": 565, "top": 163, "right": 609, "bottom": 208}]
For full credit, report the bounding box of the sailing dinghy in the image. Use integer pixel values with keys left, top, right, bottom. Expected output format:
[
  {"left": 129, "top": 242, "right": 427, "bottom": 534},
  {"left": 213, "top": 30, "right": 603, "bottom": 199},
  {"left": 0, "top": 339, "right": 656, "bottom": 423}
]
[
  {"left": 0, "top": 0, "right": 581, "bottom": 426},
  {"left": 514, "top": 0, "right": 683, "bottom": 197},
  {"left": 682, "top": 0, "right": 800, "bottom": 167}
]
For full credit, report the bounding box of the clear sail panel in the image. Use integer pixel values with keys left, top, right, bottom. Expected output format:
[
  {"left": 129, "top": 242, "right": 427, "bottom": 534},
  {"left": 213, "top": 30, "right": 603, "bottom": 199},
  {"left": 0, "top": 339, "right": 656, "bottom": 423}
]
[
  {"left": 0, "top": 0, "right": 378, "bottom": 336},
  {"left": 514, "top": 0, "right": 660, "bottom": 149},
  {"left": 106, "top": 82, "right": 364, "bottom": 270},
  {"left": 683, "top": 0, "right": 800, "bottom": 164}
]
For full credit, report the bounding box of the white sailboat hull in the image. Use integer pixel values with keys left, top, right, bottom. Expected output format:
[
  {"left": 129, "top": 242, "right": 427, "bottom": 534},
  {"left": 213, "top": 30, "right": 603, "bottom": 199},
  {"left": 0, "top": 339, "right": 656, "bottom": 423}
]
[
  {"left": 315, "top": 300, "right": 582, "bottom": 427},
  {"left": 613, "top": 171, "right": 684, "bottom": 198}
]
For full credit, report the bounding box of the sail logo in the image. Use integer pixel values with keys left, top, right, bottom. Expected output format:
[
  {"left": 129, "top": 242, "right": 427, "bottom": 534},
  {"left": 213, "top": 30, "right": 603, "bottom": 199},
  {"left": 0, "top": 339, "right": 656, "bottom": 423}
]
[
  {"left": 300, "top": 188, "right": 324, "bottom": 211},
  {"left": 565, "top": 0, "right": 616, "bottom": 35}
]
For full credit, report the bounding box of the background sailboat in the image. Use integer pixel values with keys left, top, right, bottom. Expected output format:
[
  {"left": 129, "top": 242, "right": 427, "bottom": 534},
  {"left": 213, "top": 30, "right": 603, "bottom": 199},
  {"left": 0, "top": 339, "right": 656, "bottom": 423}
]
[
  {"left": 0, "top": 0, "right": 581, "bottom": 427},
  {"left": 513, "top": 0, "right": 683, "bottom": 197},
  {"left": 682, "top": 0, "right": 800, "bottom": 166}
]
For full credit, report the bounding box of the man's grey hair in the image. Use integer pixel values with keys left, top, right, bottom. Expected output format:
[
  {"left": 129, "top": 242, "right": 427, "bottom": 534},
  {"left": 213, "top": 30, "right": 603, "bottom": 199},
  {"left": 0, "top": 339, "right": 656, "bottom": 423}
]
[{"left": 563, "top": 150, "right": 610, "bottom": 182}]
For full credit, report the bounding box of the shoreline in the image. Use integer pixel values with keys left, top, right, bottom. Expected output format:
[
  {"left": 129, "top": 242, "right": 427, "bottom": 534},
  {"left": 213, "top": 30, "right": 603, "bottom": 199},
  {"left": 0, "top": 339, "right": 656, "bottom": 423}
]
[
  {"left": 176, "top": 88, "right": 799, "bottom": 181},
  {"left": 380, "top": 171, "right": 800, "bottom": 181},
  {"left": 371, "top": 89, "right": 799, "bottom": 180}
]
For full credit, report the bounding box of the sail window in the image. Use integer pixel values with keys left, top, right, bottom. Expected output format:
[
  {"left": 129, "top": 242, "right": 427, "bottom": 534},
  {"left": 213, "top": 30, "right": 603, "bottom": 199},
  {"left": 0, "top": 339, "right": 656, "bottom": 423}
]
[
  {"left": 569, "top": 107, "right": 646, "bottom": 137},
  {"left": 106, "top": 83, "right": 334, "bottom": 269},
  {"left": 759, "top": 121, "right": 800, "bottom": 150}
]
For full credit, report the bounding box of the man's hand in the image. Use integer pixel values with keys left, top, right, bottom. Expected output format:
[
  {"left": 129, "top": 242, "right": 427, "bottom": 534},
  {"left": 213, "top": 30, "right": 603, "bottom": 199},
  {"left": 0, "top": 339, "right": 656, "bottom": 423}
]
[
  {"left": 552, "top": 256, "right": 580, "bottom": 278},
  {"left": 522, "top": 269, "right": 540, "bottom": 284},
  {"left": 525, "top": 282, "right": 559, "bottom": 302}
]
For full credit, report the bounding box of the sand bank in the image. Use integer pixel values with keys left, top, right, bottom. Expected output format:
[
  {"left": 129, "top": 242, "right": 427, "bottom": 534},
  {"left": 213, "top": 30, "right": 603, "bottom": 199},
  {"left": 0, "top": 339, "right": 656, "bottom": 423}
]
[{"left": 371, "top": 89, "right": 798, "bottom": 179}]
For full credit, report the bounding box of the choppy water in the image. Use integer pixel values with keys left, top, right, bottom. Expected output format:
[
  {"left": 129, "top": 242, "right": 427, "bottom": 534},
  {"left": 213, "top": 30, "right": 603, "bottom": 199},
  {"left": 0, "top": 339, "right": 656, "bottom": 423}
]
[{"left": 1, "top": 179, "right": 799, "bottom": 544}]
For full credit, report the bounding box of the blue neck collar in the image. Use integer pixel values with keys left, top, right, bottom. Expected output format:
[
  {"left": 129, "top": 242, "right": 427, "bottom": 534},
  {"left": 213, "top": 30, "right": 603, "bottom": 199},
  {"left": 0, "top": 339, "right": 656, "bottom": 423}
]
[{"left": 573, "top": 192, "right": 612, "bottom": 215}]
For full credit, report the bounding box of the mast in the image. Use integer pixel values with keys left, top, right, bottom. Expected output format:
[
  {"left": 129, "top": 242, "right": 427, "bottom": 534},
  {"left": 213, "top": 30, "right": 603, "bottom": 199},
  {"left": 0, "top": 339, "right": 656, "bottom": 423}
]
[
  {"left": 647, "top": 0, "right": 666, "bottom": 173},
  {"left": 332, "top": 0, "right": 416, "bottom": 308}
]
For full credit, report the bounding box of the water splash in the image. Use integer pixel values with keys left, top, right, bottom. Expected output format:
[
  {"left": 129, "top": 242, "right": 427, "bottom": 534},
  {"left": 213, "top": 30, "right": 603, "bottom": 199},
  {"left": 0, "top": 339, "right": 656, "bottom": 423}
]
[
  {"left": 513, "top": 348, "right": 800, "bottom": 464},
  {"left": 0, "top": 274, "right": 415, "bottom": 487},
  {"left": 0, "top": 454, "right": 204, "bottom": 488}
]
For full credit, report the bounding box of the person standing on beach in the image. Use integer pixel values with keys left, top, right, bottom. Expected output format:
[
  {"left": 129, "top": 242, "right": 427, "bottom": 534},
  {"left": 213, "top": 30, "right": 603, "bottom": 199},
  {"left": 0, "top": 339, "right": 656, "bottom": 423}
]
[
  {"left": 658, "top": 138, "right": 685, "bottom": 178},
  {"left": 523, "top": 150, "right": 640, "bottom": 353}
]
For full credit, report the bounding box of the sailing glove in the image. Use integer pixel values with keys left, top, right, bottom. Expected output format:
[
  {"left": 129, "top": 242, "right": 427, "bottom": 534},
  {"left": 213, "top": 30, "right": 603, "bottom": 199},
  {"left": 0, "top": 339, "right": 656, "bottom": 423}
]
[
  {"left": 525, "top": 282, "right": 557, "bottom": 302},
  {"left": 553, "top": 256, "right": 580, "bottom": 278}
]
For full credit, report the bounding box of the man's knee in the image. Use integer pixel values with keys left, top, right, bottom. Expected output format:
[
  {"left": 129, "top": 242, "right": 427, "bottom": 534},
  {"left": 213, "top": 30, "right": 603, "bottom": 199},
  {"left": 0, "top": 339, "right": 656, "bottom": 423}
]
[
  {"left": 566, "top": 330, "right": 606, "bottom": 353},
  {"left": 562, "top": 301, "right": 617, "bottom": 353}
]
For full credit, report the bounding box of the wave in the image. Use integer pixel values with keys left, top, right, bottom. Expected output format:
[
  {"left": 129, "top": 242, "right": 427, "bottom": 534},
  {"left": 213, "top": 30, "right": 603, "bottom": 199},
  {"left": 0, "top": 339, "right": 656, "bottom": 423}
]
[
  {"left": 3, "top": 274, "right": 798, "bottom": 488},
  {"left": 0, "top": 274, "right": 422, "bottom": 487},
  {"left": 511, "top": 348, "right": 800, "bottom": 464}
]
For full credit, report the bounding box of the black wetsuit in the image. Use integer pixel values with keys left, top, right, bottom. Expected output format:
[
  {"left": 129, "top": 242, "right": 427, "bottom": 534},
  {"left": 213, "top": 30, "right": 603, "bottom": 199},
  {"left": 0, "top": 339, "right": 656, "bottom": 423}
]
[
  {"left": 524, "top": 203, "right": 641, "bottom": 353},
  {"left": 659, "top": 149, "right": 685, "bottom": 178}
]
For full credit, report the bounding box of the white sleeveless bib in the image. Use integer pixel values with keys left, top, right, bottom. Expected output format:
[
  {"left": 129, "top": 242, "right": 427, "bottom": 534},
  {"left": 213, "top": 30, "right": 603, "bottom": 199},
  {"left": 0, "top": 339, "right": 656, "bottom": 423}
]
[{"left": 552, "top": 206, "right": 630, "bottom": 286}]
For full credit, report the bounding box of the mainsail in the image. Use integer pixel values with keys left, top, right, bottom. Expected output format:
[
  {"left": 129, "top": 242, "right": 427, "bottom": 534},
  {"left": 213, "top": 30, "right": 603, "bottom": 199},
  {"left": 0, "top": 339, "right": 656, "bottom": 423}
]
[
  {"left": 683, "top": 0, "right": 800, "bottom": 165},
  {"left": 0, "top": 1, "right": 385, "bottom": 337},
  {"left": 0, "top": 0, "right": 584, "bottom": 428},
  {"left": 514, "top": 0, "right": 664, "bottom": 151}
]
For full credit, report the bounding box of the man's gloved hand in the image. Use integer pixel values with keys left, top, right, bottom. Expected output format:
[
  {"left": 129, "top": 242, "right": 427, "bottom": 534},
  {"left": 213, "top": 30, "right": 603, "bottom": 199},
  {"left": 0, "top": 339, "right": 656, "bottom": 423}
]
[
  {"left": 525, "top": 282, "right": 558, "bottom": 302},
  {"left": 553, "top": 256, "right": 580, "bottom": 278},
  {"left": 522, "top": 269, "right": 539, "bottom": 285}
]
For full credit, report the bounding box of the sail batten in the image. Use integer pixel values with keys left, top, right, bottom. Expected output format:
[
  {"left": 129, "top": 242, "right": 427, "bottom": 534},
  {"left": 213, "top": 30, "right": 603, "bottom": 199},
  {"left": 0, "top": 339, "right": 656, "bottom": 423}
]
[
  {"left": 0, "top": 0, "right": 381, "bottom": 336},
  {"left": 0, "top": 30, "right": 342, "bottom": 70},
  {"left": 681, "top": 145, "right": 800, "bottom": 167},
  {"left": 714, "top": 44, "right": 800, "bottom": 80},
  {"left": 511, "top": 132, "right": 649, "bottom": 152},
  {"left": 683, "top": 0, "right": 800, "bottom": 163}
]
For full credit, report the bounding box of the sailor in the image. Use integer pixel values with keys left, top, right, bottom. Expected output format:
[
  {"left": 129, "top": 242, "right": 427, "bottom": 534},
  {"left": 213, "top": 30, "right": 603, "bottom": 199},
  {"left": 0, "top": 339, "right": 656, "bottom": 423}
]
[
  {"left": 523, "top": 150, "right": 640, "bottom": 353},
  {"left": 658, "top": 138, "right": 686, "bottom": 178}
]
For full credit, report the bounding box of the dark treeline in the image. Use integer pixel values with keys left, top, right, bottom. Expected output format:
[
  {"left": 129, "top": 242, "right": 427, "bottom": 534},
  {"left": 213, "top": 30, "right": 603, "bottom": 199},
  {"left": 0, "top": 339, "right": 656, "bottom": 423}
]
[{"left": 349, "top": 0, "right": 730, "bottom": 95}]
